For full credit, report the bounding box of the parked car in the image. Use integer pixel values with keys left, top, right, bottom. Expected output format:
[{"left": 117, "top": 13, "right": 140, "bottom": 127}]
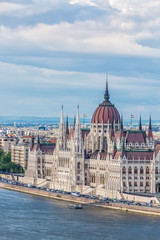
[{"left": 71, "top": 191, "right": 80, "bottom": 197}]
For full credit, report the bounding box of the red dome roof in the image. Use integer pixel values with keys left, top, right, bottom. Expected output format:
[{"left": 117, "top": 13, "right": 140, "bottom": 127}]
[{"left": 91, "top": 81, "right": 120, "bottom": 124}]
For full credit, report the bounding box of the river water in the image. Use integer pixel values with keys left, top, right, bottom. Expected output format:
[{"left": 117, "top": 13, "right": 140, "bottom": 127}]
[{"left": 0, "top": 189, "right": 160, "bottom": 240}]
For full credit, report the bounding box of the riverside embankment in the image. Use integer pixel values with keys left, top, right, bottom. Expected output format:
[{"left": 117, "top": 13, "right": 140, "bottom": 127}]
[{"left": 1, "top": 182, "right": 160, "bottom": 216}]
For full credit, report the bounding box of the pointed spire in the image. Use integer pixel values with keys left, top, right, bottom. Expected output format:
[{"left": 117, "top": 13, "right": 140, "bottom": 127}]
[
  {"left": 149, "top": 115, "right": 152, "bottom": 130},
  {"left": 104, "top": 74, "right": 110, "bottom": 102},
  {"left": 139, "top": 115, "right": 142, "bottom": 131},
  {"left": 66, "top": 115, "right": 69, "bottom": 135},
  {"left": 74, "top": 115, "right": 76, "bottom": 129},
  {"left": 120, "top": 114, "right": 123, "bottom": 130},
  {"left": 60, "top": 105, "right": 64, "bottom": 124},
  {"left": 148, "top": 115, "right": 152, "bottom": 139},
  {"left": 76, "top": 105, "right": 80, "bottom": 125}
]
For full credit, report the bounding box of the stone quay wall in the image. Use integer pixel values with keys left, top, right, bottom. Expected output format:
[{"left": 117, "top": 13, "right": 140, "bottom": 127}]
[{"left": 1, "top": 182, "right": 160, "bottom": 216}]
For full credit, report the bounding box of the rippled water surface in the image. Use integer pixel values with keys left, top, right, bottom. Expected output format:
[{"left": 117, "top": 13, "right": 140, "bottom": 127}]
[{"left": 0, "top": 189, "right": 160, "bottom": 240}]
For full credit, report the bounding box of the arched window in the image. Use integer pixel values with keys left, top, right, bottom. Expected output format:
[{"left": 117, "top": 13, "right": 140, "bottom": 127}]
[
  {"left": 155, "top": 167, "right": 158, "bottom": 174},
  {"left": 122, "top": 167, "right": 126, "bottom": 174},
  {"left": 128, "top": 167, "right": 132, "bottom": 174},
  {"left": 77, "top": 162, "right": 80, "bottom": 169},
  {"left": 134, "top": 167, "right": 138, "bottom": 174},
  {"left": 140, "top": 167, "right": 143, "bottom": 174},
  {"left": 146, "top": 167, "right": 150, "bottom": 174}
]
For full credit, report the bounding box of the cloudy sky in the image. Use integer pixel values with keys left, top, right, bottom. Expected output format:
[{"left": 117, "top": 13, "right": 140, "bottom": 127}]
[{"left": 0, "top": 0, "right": 160, "bottom": 120}]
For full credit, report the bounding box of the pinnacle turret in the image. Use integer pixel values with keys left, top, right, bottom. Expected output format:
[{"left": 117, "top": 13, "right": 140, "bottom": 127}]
[
  {"left": 66, "top": 115, "right": 69, "bottom": 135},
  {"left": 120, "top": 115, "right": 123, "bottom": 130},
  {"left": 76, "top": 105, "right": 80, "bottom": 125},
  {"left": 148, "top": 116, "right": 152, "bottom": 139},
  {"left": 60, "top": 105, "right": 64, "bottom": 124},
  {"left": 149, "top": 115, "right": 152, "bottom": 130},
  {"left": 104, "top": 75, "right": 110, "bottom": 102},
  {"left": 139, "top": 115, "right": 142, "bottom": 131}
]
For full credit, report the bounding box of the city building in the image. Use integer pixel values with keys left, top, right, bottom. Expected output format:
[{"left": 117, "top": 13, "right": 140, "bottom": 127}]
[
  {"left": 0, "top": 137, "right": 17, "bottom": 154},
  {"left": 11, "top": 143, "right": 30, "bottom": 169},
  {"left": 23, "top": 81, "right": 160, "bottom": 197}
]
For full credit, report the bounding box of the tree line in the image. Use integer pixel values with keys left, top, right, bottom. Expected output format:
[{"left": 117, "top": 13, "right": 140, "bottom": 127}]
[{"left": 0, "top": 150, "right": 24, "bottom": 174}]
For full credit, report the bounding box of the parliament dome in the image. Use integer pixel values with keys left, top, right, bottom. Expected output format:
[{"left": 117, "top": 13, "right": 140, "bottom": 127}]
[{"left": 91, "top": 81, "right": 120, "bottom": 125}]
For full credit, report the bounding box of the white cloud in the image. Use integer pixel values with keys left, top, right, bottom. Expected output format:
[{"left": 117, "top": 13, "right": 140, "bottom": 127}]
[
  {"left": 108, "top": 0, "right": 160, "bottom": 15},
  {"left": 69, "top": 0, "right": 109, "bottom": 9},
  {"left": 0, "top": 20, "right": 160, "bottom": 58},
  {"left": 0, "top": 0, "right": 160, "bottom": 119},
  {"left": 0, "top": 0, "right": 160, "bottom": 58},
  {"left": 0, "top": 0, "right": 68, "bottom": 17},
  {"left": 0, "top": 3, "right": 25, "bottom": 14}
]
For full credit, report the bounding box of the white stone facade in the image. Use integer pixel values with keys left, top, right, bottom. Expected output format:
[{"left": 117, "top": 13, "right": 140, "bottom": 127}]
[{"left": 23, "top": 85, "right": 160, "bottom": 197}]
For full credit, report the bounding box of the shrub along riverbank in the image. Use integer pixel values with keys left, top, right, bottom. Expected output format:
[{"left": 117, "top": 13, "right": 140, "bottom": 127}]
[{"left": 0, "top": 150, "right": 24, "bottom": 173}]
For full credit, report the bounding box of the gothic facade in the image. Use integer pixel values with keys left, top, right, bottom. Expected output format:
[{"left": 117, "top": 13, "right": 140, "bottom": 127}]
[{"left": 24, "top": 82, "right": 160, "bottom": 196}]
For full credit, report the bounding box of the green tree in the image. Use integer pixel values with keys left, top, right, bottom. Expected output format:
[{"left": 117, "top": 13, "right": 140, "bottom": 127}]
[{"left": 0, "top": 151, "right": 24, "bottom": 174}]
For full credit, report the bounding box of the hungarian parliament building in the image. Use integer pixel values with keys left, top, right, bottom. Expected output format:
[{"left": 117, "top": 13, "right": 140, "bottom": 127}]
[{"left": 23, "top": 81, "right": 160, "bottom": 197}]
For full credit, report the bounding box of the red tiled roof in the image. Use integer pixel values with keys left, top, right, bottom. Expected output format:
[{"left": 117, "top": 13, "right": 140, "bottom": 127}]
[
  {"left": 126, "top": 151, "right": 153, "bottom": 160},
  {"left": 92, "top": 103, "right": 120, "bottom": 124},
  {"left": 126, "top": 131, "right": 146, "bottom": 144},
  {"left": 32, "top": 144, "right": 55, "bottom": 154}
]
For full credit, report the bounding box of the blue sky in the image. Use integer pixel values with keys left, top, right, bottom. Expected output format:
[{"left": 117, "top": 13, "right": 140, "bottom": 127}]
[{"left": 0, "top": 0, "right": 160, "bottom": 120}]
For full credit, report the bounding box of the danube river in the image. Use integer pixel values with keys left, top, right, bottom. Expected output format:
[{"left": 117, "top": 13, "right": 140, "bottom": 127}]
[{"left": 0, "top": 189, "right": 160, "bottom": 240}]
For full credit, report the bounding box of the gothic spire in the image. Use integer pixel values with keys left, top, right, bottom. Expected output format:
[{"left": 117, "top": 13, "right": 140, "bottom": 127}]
[
  {"left": 121, "top": 114, "right": 123, "bottom": 130},
  {"left": 104, "top": 74, "right": 110, "bottom": 102},
  {"left": 149, "top": 115, "right": 152, "bottom": 130},
  {"left": 74, "top": 115, "right": 76, "bottom": 129},
  {"left": 76, "top": 105, "right": 80, "bottom": 125},
  {"left": 148, "top": 115, "right": 153, "bottom": 139},
  {"left": 139, "top": 115, "right": 142, "bottom": 131},
  {"left": 66, "top": 115, "right": 69, "bottom": 135},
  {"left": 60, "top": 105, "right": 64, "bottom": 124}
]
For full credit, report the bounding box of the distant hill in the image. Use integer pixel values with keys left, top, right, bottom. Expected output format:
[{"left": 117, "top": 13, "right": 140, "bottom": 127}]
[{"left": 0, "top": 116, "right": 159, "bottom": 128}]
